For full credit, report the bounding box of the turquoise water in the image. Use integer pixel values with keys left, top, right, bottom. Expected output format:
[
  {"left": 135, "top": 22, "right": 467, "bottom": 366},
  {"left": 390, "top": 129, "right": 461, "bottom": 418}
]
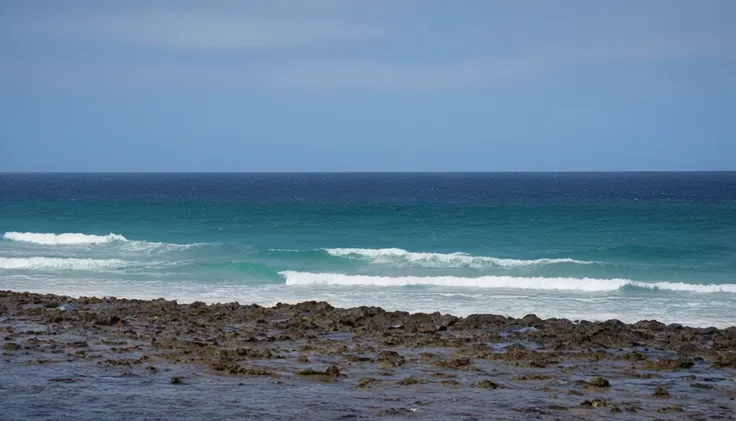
[{"left": 1, "top": 173, "right": 735, "bottom": 326}]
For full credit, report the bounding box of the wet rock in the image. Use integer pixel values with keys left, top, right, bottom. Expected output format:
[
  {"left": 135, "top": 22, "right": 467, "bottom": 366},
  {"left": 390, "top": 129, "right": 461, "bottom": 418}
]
[
  {"left": 691, "top": 383, "right": 715, "bottom": 390},
  {"left": 434, "top": 357, "right": 472, "bottom": 369},
  {"left": 212, "top": 363, "right": 277, "bottom": 376},
  {"left": 325, "top": 365, "right": 341, "bottom": 376},
  {"left": 103, "top": 358, "right": 147, "bottom": 366},
  {"left": 377, "top": 350, "right": 406, "bottom": 367},
  {"left": 514, "top": 374, "right": 552, "bottom": 381},
  {"left": 377, "top": 408, "right": 413, "bottom": 416},
  {"left": 633, "top": 372, "right": 663, "bottom": 379},
  {"left": 336, "top": 306, "right": 384, "bottom": 328},
  {"left": 2, "top": 342, "right": 21, "bottom": 351},
  {"left": 343, "top": 354, "right": 373, "bottom": 363},
  {"left": 632, "top": 320, "right": 667, "bottom": 331},
  {"left": 296, "top": 365, "right": 341, "bottom": 377},
  {"left": 520, "top": 314, "right": 543, "bottom": 325},
  {"left": 457, "top": 314, "right": 508, "bottom": 329},
  {"left": 396, "top": 376, "right": 426, "bottom": 386},
  {"left": 471, "top": 380, "right": 501, "bottom": 389},
  {"left": 657, "top": 405, "right": 684, "bottom": 413},
  {"left": 431, "top": 372, "right": 457, "bottom": 379},
  {"left": 580, "top": 399, "right": 608, "bottom": 408},
  {"left": 653, "top": 387, "right": 670, "bottom": 398},
  {"left": 440, "top": 380, "right": 460, "bottom": 387},
  {"left": 622, "top": 350, "right": 648, "bottom": 361},
  {"left": 586, "top": 377, "right": 610, "bottom": 388},
  {"left": 493, "top": 346, "right": 556, "bottom": 368},
  {"left": 95, "top": 315, "right": 122, "bottom": 326},
  {"left": 48, "top": 378, "right": 79, "bottom": 383},
  {"left": 217, "top": 347, "right": 273, "bottom": 359},
  {"left": 296, "top": 354, "right": 310, "bottom": 363},
  {"left": 357, "top": 377, "right": 381, "bottom": 388},
  {"left": 648, "top": 357, "right": 694, "bottom": 370},
  {"left": 712, "top": 352, "right": 736, "bottom": 367},
  {"left": 170, "top": 376, "right": 183, "bottom": 384}
]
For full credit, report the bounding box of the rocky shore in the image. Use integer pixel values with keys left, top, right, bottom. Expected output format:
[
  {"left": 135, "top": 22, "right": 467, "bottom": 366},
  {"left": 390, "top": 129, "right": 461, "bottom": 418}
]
[{"left": 1, "top": 290, "right": 735, "bottom": 420}]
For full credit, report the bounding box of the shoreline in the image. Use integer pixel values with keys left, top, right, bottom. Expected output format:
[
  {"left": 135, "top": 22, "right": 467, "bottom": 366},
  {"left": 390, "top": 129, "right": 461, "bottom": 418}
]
[{"left": 2, "top": 289, "right": 735, "bottom": 419}]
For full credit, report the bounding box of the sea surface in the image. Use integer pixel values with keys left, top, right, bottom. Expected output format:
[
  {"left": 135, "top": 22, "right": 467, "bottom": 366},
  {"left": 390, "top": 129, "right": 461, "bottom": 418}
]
[{"left": 1, "top": 173, "right": 735, "bottom": 327}]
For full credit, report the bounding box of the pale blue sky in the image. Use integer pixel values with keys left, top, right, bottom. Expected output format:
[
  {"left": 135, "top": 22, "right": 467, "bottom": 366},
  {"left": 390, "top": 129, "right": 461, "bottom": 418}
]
[{"left": 1, "top": 0, "right": 734, "bottom": 172}]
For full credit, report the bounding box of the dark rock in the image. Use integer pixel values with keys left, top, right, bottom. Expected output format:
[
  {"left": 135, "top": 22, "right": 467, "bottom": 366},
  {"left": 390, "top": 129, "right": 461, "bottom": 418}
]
[
  {"left": 586, "top": 377, "right": 610, "bottom": 388},
  {"left": 325, "top": 365, "right": 340, "bottom": 376},
  {"left": 657, "top": 406, "right": 684, "bottom": 413},
  {"left": 377, "top": 350, "right": 406, "bottom": 367},
  {"left": 212, "top": 363, "right": 277, "bottom": 376},
  {"left": 515, "top": 374, "right": 552, "bottom": 381},
  {"left": 170, "top": 377, "right": 183, "bottom": 384},
  {"left": 653, "top": 387, "right": 670, "bottom": 398},
  {"left": 471, "top": 380, "right": 501, "bottom": 389},
  {"left": 580, "top": 399, "right": 608, "bottom": 408},
  {"left": 377, "top": 408, "right": 413, "bottom": 416},
  {"left": 95, "top": 315, "right": 122, "bottom": 326},
  {"left": 632, "top": 320, "right": 667, "bottom": 331},
  {"left": 217, "top": 347, "right": 273, "bottom": 359},
  {"left": 357, "top": 377, "right": 381, "bottom": 388},
  {"left": 296, "top": 365, "right": 341, "bottom": 377},
  {"left": 396, "top": 376, "right": 426, "bottom": 386},
  {"left": 622, "top": 350, "right": 648, "bottom": 361},
  {"left": 48, "top": 378, "right": 78, "bottom": 383},
  {"left": 648, "top": 357, "right": 694, "bottom": 370},
  {"left": 712, "top": 352, "right": 736, "bottom": 367},
  {"left": 434, "top": 357, "right": 472, "bottom": 369},
  {"left": 2, "top": 342, "right": 21, "bottom": 351}
]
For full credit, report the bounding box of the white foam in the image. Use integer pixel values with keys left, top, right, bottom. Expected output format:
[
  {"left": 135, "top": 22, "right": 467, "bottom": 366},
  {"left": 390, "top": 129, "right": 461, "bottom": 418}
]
[
  {"left": 3, "top": 231, "right": 201, "bottom": 253},
  {"left": 281, "top": 271, "right": 736, "bottom": 294},
  {"left": 324, "top": 248, "right": 593, "bottom": 268},
  {"left": 630, "top": 281, "right": 736, "bottom": 294},
  {"left": 281, "top": 271, "right": 628, "bottom": 291},
  {"left": 0, "top": 257, "right": 137, "bottom": 271},
  {"left": 4, "top": 232, "right": 127, "bottom": 246}
]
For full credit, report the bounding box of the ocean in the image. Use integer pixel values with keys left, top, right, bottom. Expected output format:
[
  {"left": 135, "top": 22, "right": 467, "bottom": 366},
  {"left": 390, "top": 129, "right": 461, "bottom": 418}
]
[{"left": 1, "top": 172, "right": 735, "bottom": 327}]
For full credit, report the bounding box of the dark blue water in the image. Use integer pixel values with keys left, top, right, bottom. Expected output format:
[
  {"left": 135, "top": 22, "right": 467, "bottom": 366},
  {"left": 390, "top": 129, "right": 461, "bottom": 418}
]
[{"left": 1, "top": 173, "right": 735, "bottom": 326}]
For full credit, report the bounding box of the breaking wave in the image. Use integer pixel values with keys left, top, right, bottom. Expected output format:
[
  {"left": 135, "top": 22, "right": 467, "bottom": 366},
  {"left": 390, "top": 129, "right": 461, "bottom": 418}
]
[
  {"left": 0, "top": 257, "right": 140, "bottom": 271},
  {"left": 324, "top": 248, "right": 595, "bottom": 269},
  {"left": 4, "top": 232, "right": 127, "bottom": 245},
  {"left": 280, "top": 271, "right": 736, "bottom": 293},
  {"left": 2, "top": 231, "right": 200, "bottom": 253}
]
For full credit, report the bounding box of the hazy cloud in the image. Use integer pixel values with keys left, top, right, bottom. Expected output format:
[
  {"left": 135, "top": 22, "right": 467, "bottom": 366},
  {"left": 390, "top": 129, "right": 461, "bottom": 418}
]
[{"left": 1, "top": 0, "right": 734, "bottom": 91}]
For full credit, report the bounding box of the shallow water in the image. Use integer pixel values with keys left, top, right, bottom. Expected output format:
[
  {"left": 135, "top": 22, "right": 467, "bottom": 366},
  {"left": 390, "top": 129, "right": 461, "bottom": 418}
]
[{"left": 2, "top": 312, "right": 735, "bottom": 421}]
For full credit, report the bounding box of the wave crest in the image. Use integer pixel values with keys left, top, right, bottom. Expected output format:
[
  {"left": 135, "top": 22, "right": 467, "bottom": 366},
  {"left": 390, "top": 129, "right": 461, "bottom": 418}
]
[
  {"left": 324, "top": 248, "right": 594, "bottom": 268},
  {"left": 3, "top": 231, "right": 200, "bottom": 253},
  {"left": 4, "top": 232, "right": 127, "bottom": 246},
  {"left": 281, "top": 271, "right": 736, "bottom": 293},
  {"left": 0, "top": 257, "right": 137, "bottom": 271}
]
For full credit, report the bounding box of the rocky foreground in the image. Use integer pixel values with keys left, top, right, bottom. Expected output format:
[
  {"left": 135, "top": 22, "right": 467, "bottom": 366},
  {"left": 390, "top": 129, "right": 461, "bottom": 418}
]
[{"left": 1, "top": 290, "right": 735, "bottom": 420}]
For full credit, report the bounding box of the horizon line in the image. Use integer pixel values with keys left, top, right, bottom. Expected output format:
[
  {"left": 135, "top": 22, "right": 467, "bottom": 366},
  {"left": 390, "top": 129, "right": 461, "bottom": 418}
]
[{"left": 2, "top": 170, "right": 735, "bottom": 175}]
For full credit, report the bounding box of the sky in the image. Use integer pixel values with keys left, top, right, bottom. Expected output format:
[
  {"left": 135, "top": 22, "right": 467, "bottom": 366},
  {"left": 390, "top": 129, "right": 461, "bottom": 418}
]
[{"left": 0, "top": 0, "right": 734, "bottom": 172}]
